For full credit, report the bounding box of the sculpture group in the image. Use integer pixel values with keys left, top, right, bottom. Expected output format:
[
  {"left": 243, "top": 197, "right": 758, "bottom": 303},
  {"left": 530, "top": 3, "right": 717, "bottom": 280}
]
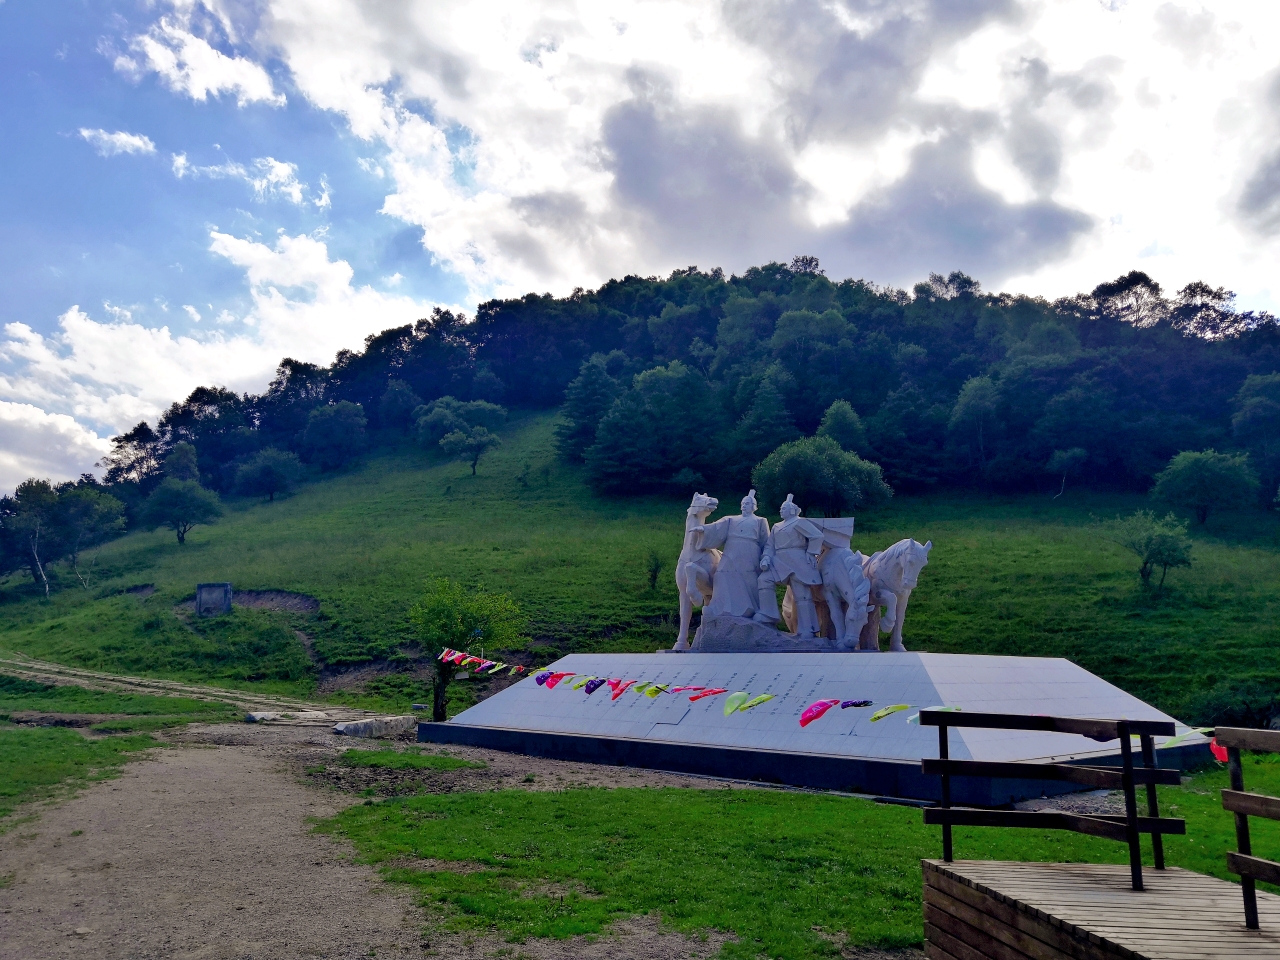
[{"left": 674, "top": 490, "right": 930, "bottom": 653}]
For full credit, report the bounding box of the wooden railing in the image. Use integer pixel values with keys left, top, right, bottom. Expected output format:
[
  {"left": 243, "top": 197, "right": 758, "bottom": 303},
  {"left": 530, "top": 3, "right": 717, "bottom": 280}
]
[
  {"left": 1217, "top": 725, "right": 1280, "bottom": 930},
  {"left": 918, "top": 710, "right": 1186, "bottom": 891}
]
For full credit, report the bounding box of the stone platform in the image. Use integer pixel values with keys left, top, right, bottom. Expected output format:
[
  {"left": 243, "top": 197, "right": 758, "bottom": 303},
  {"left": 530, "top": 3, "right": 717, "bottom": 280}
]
[
  {"left": 682, "top": 614, "right": 845, "bottom": 652},
  {"left": 419, "top": 652, "right": 1208, "bottom": 803}
]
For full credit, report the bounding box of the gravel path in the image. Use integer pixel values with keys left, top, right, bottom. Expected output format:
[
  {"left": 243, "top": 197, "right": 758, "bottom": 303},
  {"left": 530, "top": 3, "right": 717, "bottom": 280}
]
[{"left": 0, "top": 725, "right": 770, "bottom": 960}]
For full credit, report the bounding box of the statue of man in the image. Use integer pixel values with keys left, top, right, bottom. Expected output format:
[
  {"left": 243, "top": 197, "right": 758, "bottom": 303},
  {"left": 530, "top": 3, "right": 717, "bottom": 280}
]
[
  {"left": 753, "top": 494, "right": 825, "bottom": 638},
  {"left": 696, "top": 489, "right": 770, "bottom": 619}
]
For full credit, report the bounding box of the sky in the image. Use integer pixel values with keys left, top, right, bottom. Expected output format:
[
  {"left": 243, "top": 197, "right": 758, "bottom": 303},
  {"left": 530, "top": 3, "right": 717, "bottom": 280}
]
[{"left": 2, "top": 0, "right": 1279, "bottom": 492}]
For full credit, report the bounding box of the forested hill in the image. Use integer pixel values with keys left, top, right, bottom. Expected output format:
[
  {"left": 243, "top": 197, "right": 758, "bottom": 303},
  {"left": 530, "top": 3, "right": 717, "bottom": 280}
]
[{"left": 98, "top": 260, "right": 1280, "bottom": 504}]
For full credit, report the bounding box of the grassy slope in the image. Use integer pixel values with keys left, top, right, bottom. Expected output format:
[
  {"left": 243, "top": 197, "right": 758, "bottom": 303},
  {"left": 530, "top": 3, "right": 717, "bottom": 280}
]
[
  {"left": 322, "top": 756, "right": 1280, "bottom": 959},
  {"left": 0, "top": 412, "right": 1275, "bottom": 716}
]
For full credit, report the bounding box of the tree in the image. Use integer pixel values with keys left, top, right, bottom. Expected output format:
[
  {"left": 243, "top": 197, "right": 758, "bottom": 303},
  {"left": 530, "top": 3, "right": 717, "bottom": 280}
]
[
  {"left": 378, "top": 379, "right": 423, "bottom": 430},
  {"left": 57, "top": 485, "right": 125, "bottom": 588},
  {"left": 140, "top": 479, "right": 223, "bottom": 544},
  {"left": 1046, "top": 447, "right": 1088, "bottom": 498},
  {"left": 731, "top": 378, "right": 799, "bottom": 479},
  {"left": 415, "top": 397, "right": 508, "bottom": 449},
  {"left": 301, "top": 402, "right": 367, "bottom": 470},
  {"left": 409, "top": 578, "right": 527, "bottom": 721},
  {"left": 1233, "top": 373, "right": 1280, "bottom": 494},
  {"left": 1096, "top": 510, "right": 1192, "bottom": 588},
  {"left": 164, "top": 442, "right": 201, "bottom": 481},
  {"left": 752, "top": 435, "right": 892, "bottom": 517},
  {"left": 948, "top": 377, "right": 999, "bottom": 468},
  {"left": 1152, "top": 449, "right": 1259, "bottom": 524},
  {"left": 98, "top": 421, "right": 166, "bottom": 486},
  {"left": 440, "top": 426, "right": 501, "bottom": 475},
  {"left": 236, "top": 449, "right": 303, "bottom": 502},
  {"left": 816, "top": 400, "right": 867, "bottom": 454},
  {"left": 554, "top": 356, "right": 620, "bottom": 461},
  {"left": 1, "top": 480, "right": 63, "bottom": 595}
]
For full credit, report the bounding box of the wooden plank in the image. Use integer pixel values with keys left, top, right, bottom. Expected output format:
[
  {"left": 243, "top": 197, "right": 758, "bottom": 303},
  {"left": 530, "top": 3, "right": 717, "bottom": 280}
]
[
  {"left": 926, "top": 868, "right": 1119, "bottom": 960},
  {"left": 1222, "top": 789, "right": 1280, "bottom": 821},
  {"left": 1228, "top": 852, "right": 1280, "bottom": 886},
  {"left": 922, "top": 759, "right": 1181, "bottom": 788},
  {"left": 926, "top": 922, "right": 997, "bottom": 960},
  {"left": 918, "top": 711, "right": 1174, "bottom": 739},
  {"left": 1215, "top": 727, "right": 1280, "bottom": 753},
  {"left": 925, "top": 902, "right": 1039, "bottom": 960},
  {"left": 924, "top": 808, "right": 1128, "bottom": 840},
  {"left": 925, "top": 860, "right": 1280, "bottom": 958},
  {"left": 926, "top": 885, "right": 1082, "bottom": 960}
]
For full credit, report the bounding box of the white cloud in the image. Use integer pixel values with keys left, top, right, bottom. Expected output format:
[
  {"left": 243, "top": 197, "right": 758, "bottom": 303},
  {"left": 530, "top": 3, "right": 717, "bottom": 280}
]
[
  {"left": 249, "top": 157, "right": 306, "bottom": 203},
  {"left": 0, "top": 233, "right": 442, "bottom": 482},
  {"left": 78, "top": 128, "right": 156, "bottom": 157},
  {"left": 0, "top": 403, "right": 112, "bottom": 494},
  {"left": 183, "top": 304, "right": 202, "bottom": 322},
  {"left": 122, "top": 15, "right": 284, "bottom": 107},
  {"left": 171, "top": 151, "right": 324, "bottom": 206},
  {"left": 227, "top": 0, "right": 1278, "bottom": 310}
]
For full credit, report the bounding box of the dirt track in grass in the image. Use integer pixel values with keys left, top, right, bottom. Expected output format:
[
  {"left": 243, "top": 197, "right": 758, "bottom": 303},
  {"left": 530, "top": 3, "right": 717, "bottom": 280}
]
[{"left": 3, "top": 723, "right": 867, "bottom": 960}]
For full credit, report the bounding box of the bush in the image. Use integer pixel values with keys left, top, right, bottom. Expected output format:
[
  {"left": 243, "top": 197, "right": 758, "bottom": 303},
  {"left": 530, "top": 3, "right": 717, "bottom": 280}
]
[
  {"left": 1183, "top": 679, "right": 1280, "bottom": 730},
  {"left": 235, "top": 449, "right": 303, "bottom": 502},
  {"left": 1152, "top": 449, "right": 1259, "bottom": 523},
  {"left": 1095, "top": 510, "right": 1192, "bottom": 588},
  {"left": 301, "top": 402, "right": 367, "bottom": 470},
  {"left": 751, "top": 435, "right": 892, "bottom": 517},
  {"left": 140, "top": 479, "right": 223, "bottom": 544}
]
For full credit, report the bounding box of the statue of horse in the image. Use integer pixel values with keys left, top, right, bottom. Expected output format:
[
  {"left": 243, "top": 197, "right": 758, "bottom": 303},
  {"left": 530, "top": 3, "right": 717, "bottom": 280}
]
[
  {"left": 817, "top": 547, "right": 872, "bottom": 650},
  {"left": 673, "top": 492, "right": 720, "bottom": 651},
  {"left": 858, "top": 538, "right": 931, "bottom": 652}
]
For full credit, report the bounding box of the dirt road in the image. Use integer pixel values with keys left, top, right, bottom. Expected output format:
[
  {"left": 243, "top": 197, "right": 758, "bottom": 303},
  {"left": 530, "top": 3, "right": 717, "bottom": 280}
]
[{"left": 0, "top": 725, "right": 754, "bottom": 960}]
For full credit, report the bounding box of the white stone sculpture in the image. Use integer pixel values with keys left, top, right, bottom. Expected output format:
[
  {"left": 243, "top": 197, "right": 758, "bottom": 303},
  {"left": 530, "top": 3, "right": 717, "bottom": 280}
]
[
  {"left": 859, "top": 538, "right": 932, "bottom": 652},
  {"left": 753, "top": 494, "right": 825, "bottom": 639},
  {"left": 673, "top": 492, "right": 720, "bottom": 651},
  {"left": 816, "top": 546, "right": 872, "bottom": 650},
  {"left": 695, "top": 490, "right": 770, "bottom": 619}
]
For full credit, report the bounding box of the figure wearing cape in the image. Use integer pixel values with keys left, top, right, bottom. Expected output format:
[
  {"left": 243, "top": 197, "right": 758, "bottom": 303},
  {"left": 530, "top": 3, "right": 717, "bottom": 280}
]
[
  {"left": 696, "top": 489, "right": 770, "bottom": 619},
  {"left": 754, "top": 494, "right": 824, "bottom": 638}
]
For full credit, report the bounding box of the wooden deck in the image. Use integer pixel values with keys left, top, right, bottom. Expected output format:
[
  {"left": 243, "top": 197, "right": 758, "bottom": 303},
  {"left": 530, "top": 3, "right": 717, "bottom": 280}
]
[{"left": 923, "top": 859, "right": 1280, "bottom": 959}]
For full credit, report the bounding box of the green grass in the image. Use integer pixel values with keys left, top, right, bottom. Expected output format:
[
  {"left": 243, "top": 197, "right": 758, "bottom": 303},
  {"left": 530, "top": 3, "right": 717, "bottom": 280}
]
[
  {"left": 337, "top": 747, "right": 486, "bottom": 771},
  {"left": 0, "top": 412, "right": 1274, "bottom": 717},
  {"left": 0, "top": 723, "right": 155, "bottom": 827},
  {"left": 0, "top": 673, "right": 230, "bottom": 718},
  {"left": 322, "top": 757, "right": 1280, "bottom": 959}
]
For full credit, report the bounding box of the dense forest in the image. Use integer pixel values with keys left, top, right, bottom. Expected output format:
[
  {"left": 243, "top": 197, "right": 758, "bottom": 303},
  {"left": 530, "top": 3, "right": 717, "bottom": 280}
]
[{"left": 4, "top": 259, "right": 1280, "bottom": 583}]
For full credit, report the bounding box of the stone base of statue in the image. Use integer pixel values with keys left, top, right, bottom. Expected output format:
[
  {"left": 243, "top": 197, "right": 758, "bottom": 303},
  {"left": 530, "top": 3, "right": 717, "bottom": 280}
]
[{"left": 685, "top": 614, "right": 849, "bottom": 653}]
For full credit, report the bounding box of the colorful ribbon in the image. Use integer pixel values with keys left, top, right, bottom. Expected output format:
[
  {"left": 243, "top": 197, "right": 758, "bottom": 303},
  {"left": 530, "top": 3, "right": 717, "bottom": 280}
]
[
  {"left": 800, "top": 699, "right": 841, "bottom": 727},
  {"left": 584, "top": 678, "right": 607, "bottom": 695},
  {"left": 672, "top": 686, "right": 705, "bottom": 693},
  {"left": 544, "top": 672, "right": 575, "bottom": 689},
  {"left": 688, "top": 688, "right": 727, "bottom": 702},
  {"left": 739, "top": 694, "right": 774, "bottom": 711},
  {"left": 1210, "top": 737, "right": 1228, "bottom": 763},
  {"left": 841, "top": 700, "right": 872, "bottom": 709},
  {"left": 570, "top": 676, "right": 597, "bottom": 691},
  {"left": 644, "top": 684, "right": 670, "bottom": 698},
  {"left": 907, "top": 705, "right": 961, "bottom": 725},
  {"left": 869, "top": 704, "right": 911, "bottom": 723},
  {"left": 610, "top": 680, "right": 636, "bottom": 700}
]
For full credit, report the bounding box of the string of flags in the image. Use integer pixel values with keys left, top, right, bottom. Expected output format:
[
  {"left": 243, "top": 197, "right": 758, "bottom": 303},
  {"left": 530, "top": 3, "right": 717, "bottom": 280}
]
[{"left": 438, "top": 651, "right": 1211, "bottom": 748}]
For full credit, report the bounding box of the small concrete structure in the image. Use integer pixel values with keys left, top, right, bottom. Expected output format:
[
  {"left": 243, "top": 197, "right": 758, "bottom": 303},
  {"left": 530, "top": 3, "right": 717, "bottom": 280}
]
[
  {"left": 333, "top": 716, "right": 417, "bottom": 738},
  {"left": 195, "top": 582, "right": 232, "bottom": 617}
]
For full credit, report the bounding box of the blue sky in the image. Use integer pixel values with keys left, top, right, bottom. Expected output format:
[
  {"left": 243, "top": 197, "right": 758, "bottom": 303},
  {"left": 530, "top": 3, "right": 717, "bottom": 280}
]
[
  {"left": 0, "top": 0, "right": 462, "bottom": 333},
  {"left": 1, "top": 0, "right": 1278, "bottom": 490}
]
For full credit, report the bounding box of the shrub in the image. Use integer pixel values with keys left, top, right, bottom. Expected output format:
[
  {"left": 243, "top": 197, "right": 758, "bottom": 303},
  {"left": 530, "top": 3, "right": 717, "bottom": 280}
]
[
  {"left": 1152, "top": 449, "right": 1259, "bottom": 523},
  {"left": 1183, "top": 680, "right": 1280, "bottom": 730},
  {"left": 752, "top": 435, "right": 892, "bottom": 517},
  {"left": 1095, "top": 510, "right": 1192, "bottom": 588}
]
